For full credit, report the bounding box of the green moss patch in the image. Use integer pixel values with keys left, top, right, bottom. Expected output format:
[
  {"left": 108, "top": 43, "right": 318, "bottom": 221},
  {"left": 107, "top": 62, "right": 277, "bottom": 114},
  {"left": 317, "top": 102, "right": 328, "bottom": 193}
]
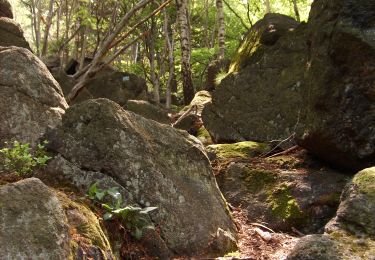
[
  {"left": 265, "top": 155, "right": 300, "bottom": 169},
  {"left": 241, "top": 167, "right": 277, "bottom": 193},
  {"left": 352, "top": 167, "right": 375, "bottom": 197},
  {"left": 267, "top": 183, "right": 304, "bottom": 223},
  {"left": 207, "top": 141, "right": 270, "bottom": 159}
]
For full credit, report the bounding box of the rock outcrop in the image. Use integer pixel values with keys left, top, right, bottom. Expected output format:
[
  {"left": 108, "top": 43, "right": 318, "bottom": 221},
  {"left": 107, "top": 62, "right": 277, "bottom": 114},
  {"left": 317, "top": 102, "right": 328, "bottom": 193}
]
[
  {"left": 0, "top": 17, "right": 30, "bottom": 50},
  {"left": 0, "top": 178, "right": 70, "bottom": 259},
  {"left": 202, "top": 14, "right": 304, "bottom": 144},
  {"left": 0, "top": 47, "right": 67, "bottom": 146},
  {"left": 46, "top": 98, "right": 237, "bottom": 257},
  {"left": 0, "top": 0, "right": 12, "bottom": 18},
  {"left": 203, "top": 0, "right": 375, "bottom": 170},
  {"left": 287, "top": 167, "right": 375, "bottom": 259},
  {"left": 299, "top": 0, "right": 375, "bottom": 170}
]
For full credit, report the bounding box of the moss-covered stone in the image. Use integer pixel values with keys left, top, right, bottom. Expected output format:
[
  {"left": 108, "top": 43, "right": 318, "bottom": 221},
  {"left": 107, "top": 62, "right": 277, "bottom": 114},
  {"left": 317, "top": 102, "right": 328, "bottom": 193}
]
[
  {"left": 352, "top": 167, "right": 375, "bottom": 197},
  {"left": 57, "top": 192, "right": 113, "bottom": 259},
  {"left": 196, "top": 126, "right": 213, "bottom": 145},
  {"left": 206, "top": 141, "right": 270, "bottom": 159},
  {"left": 267, "top": 183, "right": 304, "bottom": 223}
]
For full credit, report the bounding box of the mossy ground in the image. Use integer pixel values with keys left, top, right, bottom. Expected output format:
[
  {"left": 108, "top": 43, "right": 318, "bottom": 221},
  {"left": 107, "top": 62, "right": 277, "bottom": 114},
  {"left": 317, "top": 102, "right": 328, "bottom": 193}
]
[
  {"left": 207, "top": 141, "right": 270, "bottom": 159},
  {"left": 241, "top": 167, "right": 277, "bottom": 193}
]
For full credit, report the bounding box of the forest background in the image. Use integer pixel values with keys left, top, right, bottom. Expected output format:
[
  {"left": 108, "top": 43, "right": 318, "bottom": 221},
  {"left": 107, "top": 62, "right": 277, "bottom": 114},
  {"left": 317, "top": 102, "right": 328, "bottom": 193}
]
[{"left": 10, "top": 0, "right": 312, "bottom": 105}]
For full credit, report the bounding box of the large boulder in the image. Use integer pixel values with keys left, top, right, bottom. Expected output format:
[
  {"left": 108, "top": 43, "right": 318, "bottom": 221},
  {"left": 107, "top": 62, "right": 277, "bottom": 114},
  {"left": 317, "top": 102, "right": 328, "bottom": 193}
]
[
  {"left": 287, "top": 167, "right": 375, "bottom": 259},
  {"left": 298, "top": 0, "right": 375, "bottom": 170},
  {"left": 204, "top": 1, "right": 375, "bottom": 170},
  {"left": 124, "top": 99, "right": 171, "bottom": 124},
  {"left": 202, "top": 14, "right": 305, "bottom": 144},
  {"left": 0, "top": 0, "right": 12, "bottom": 18},
  {"left": 0, "top": 178, "right": 70, "bottom": 259},
  {"left": 45, "top": 98, "right": 237, "bottom": 257},
  {"left": 0, "top": 17, "right": 30, "bottom": 49},
  {"left": 56, "top": 66, "right": 148, "bottom": 106},
  {"left": 0, "top": 47, "right": 68, "bottom": 146}
]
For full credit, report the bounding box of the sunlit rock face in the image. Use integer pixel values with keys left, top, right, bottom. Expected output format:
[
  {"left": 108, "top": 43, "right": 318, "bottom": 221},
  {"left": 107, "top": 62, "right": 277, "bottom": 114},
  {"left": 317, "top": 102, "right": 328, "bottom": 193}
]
[
  {"left": 204, "top": 0, "right": 375, "bottom": 170},
  {"left": 0, "top": 47, "right": 67, "bottom": 147}
]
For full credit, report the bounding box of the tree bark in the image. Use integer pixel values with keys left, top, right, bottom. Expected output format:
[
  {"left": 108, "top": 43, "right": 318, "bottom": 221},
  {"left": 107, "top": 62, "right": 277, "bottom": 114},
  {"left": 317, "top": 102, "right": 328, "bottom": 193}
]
[
  {"left": 216, "top": 0, "right": 225, "bottom": 59},
  {"left": 163, "top": 9, "right": 174, "bottom": 109},
  {"left": 176, "top": 0, "right": 194, "bottom": 104}
]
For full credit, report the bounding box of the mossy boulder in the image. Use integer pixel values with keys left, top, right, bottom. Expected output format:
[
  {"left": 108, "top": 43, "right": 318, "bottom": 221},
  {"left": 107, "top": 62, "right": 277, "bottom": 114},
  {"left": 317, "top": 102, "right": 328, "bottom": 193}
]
[
  {"left": 206, "top": 141, "right": 270, "bottom": 160},
  {"left": 289, "top": 167, "right": 375, "bottom": 259},
  {"left": 326, "top": 167, "right": 375, "bottom": 237},
  {"left": 202, "top": 14, "right": 306, "bottom": 145},
  {"left": 46, "top": 98, "right": 237, "bottom": 257},
  {"left": 57, "top": 192, "right": 114, "bottom": 259},
  {"left": 197, "top": 126, "right": 213, "bottom": 145},
  {"left": 296, "top": 0, "right": 375, "bottom": 170}
]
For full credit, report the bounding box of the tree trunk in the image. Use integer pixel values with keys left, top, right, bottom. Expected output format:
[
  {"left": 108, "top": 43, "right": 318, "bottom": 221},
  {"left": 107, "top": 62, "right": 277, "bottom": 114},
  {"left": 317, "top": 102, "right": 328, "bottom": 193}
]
[
  {"left": 216, "top": 0, "right": 225, "bottom": 60},
  {"left": 176, "top": 0, "right": 194, "bottom": 105},
  {"left": 264, "top": 0, "right": 271, "bottom": 13},
  {"left": 163, "top": 9, "right": 174, "bottom": 109},
  {"left": 292, "top": 0, "right": 300, "bottom": 22},
  {"left": 41, "top": 0, "right": 55, "bottom": 57}
]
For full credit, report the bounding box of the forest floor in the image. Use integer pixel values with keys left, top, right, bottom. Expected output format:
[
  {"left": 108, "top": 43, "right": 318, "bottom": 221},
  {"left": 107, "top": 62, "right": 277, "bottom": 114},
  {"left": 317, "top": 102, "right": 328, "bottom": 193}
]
[{"left": 227, "top": 207, "right": 299, "bottom": 260}]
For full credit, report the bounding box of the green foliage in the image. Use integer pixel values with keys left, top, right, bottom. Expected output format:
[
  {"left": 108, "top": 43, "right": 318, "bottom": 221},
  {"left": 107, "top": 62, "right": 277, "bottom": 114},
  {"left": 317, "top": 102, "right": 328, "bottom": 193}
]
[
  {"left": 0, "top": 140, "right": 52, "bottom": 175},
  {"left": 88, "top": 182, "right": 157, "bottom": 239}
]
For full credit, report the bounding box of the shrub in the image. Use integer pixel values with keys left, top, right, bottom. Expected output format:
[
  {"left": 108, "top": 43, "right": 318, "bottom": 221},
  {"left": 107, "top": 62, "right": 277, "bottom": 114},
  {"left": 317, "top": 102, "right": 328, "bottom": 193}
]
[{"left": 0, "top": 140, "right": 52, "bottom": 175}]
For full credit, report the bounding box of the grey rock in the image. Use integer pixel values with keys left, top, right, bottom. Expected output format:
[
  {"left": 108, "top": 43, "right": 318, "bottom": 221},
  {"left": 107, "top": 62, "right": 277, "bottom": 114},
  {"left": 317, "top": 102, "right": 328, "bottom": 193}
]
[
  {"left": 0, "top": 178, "right": 70, "bottom": 259},
  {"left": 0, "top": 17, "right": 30, "bottom": 49},
  {"left": 0, "top": 47, "right": 67, "bottom": 146},
  {"left": 46, "top": 98, "right": 237, "bottom": 257}
]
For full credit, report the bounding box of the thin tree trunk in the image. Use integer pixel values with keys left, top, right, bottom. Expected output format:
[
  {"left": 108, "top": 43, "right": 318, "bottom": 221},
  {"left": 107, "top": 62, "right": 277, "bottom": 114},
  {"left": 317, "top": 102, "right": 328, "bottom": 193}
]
[
  {"left": 216, "top": 0, "right": 225, "bottom": 59},
  {"left": 292, "top": 0, "right": 300, "bottom": 22},
  {"left": 79, "top": 25, "right": 89, "bottom": 70},
  {"left": 163, "top": 9, "right": 174, "bottom": 109},
  {"left": 264, "top": 0, "right": 271, "bottom": 13},
  {"left": 176, "top": 0, "right": 194, "bottom": 104},
  {"left": 148, "top": 18, "right": 160, "bottom": 103},
  {"left": 41, "top": 0, "right": 55, "bottom": 57}
]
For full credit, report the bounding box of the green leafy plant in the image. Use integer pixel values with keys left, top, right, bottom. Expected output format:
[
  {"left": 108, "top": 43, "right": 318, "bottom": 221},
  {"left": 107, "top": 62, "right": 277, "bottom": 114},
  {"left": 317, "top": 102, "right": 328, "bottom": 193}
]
[
  {"left": 88, "top": 182, "right": 157, "bottom": 239},
  {"left": 0, "top": 140, "right": 52, "bottom": 175}
]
